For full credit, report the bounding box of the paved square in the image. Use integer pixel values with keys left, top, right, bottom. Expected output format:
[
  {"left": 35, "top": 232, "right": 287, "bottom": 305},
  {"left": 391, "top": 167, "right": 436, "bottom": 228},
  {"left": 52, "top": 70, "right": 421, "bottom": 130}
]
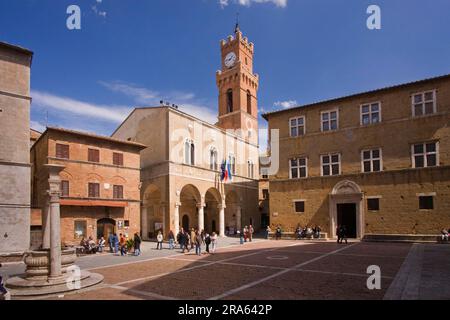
[{"left": 32, "top": 239, "right": 426, "bottom": 300}]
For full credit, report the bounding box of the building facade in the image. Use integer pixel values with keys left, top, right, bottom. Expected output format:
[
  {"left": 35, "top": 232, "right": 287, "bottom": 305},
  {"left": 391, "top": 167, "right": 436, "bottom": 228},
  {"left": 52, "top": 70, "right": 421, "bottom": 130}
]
[
  {"left": 0, "top": 42, "right": 33, "bottom": 254},
  {"left": 263, "top": 74, "right": 450, "bottom": 239},
  {"left": 31, "top": 127, "right": 145, "bottom": 246},
  {"left": 112, "top": 27, "right": 261, "bottom": 239}
]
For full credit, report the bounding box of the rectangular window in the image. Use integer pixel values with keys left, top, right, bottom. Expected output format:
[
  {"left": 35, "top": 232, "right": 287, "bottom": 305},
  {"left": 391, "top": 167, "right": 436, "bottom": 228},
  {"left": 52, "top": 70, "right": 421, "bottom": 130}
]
[
  {"left": 419, "top": 196, "right": 434, "bottom": 210},
  {"left": 88, "top": 148, "right": 100, "bottom": 163},
  {"left": 361, "top": 102, "right": 381, "bottom": 125},
  {"left": 321, "top": 154, "right": 340, "bottom": 176},
  {"left": 362, "top": 149, "right": 382, "bottom": 173},
  {"left": 367, "top": 198, "right": 380, "bottom": 211},
  {"left": 412, "top": 142, "right": 438, "bottom": 168},
  {"left": 113, "top": 185, "right": 124, "bottom": 199},
  {"left": 412, "top": 90, "right": 436, "bottom": 116},
  {"left": 294, "top": 201, "right": 305, "bottom": 213},
  {"left": 321, "top": 110, "right": 338, "bottom": 132},
  {"left": 74, "top": 220, "right": 87, "bottom": 239},
  {"left": 290, "top": 157, "right": 307, "bottom": 179},
  {"left": 55, "top": 143, "right": 69, "bottom": 159},
  {"left": 88, "top": 183, "right": 100, "bottom": 198},
  {"left": 61, "top": 180, "right": 69, "bottom": 197},
  {"left": 290, "top": 116, "right": 305, "bottom": 137},
  {"left": 113, "top": 152, "right": 124, "bottom": 166},
  {"left": 262, "top": 189, "right": 269, "bottom": 199}
]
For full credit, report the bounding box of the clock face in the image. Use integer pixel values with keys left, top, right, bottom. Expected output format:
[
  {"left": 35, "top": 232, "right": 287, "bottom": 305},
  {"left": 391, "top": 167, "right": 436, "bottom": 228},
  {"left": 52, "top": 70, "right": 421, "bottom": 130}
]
[{"left": 224, "top": 52, "right": 237, "bottom": 68}]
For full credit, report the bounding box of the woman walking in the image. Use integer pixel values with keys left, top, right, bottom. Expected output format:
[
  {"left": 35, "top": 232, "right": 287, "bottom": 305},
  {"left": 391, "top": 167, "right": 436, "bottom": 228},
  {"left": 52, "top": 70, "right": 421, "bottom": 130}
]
[
  {"left": 133, "top": 232, "right": 141, "bottom": 256},
  {"left": 156, "top": 231, "right": 163, "bottom": 250},
  {"left": 168, "top": 230, "right": 175, "bottom": 250},
  {"left": 195, "top": 231, "right": 203, "bottom": 256},
  {"left": 204, "top": 232, "right": 211, "bottom": 253},
  {"left": 211, "top": 232, "right": 218, "bottom": 254}
]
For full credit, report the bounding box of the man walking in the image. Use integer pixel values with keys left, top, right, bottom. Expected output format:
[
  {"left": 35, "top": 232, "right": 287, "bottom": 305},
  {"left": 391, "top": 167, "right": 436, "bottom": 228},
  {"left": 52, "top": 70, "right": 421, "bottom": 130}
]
[{"left": 133, "top": 232, "right": 141, "bottom": 256}]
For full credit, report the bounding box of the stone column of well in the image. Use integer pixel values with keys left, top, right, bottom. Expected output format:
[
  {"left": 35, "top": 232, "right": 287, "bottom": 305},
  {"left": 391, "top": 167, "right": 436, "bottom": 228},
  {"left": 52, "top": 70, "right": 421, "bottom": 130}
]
[
  {"left": 174, "top": 202, "right": 181, "bottom": 236},
  {"left": 141, "top": 205, "right": 148, "bottom": 240},
  {"left": 218, "top": 202, "right": 226, "bottom": 237},
  {"left": 42, "top": 199, "right": 50, "bottom": 249},
  {"left": 236, "top": 206, "right": 242, "bottom": 231},
  {"left": 197, "top": 203, "right": 205, "bottom": 231},
  {"left": 44, "top": 164, "right": 65, "bottom": 280}
]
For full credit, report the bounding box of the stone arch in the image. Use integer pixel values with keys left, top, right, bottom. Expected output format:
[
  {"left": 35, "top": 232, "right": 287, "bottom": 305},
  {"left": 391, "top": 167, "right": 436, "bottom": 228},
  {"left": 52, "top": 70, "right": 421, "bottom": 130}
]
[
  {"left": 111, "top": 175, "right": 127, "bottom": 185},
  {"left": 179, "top": 184, "right": 202, "bottom": 231},
  {"left": 204, "top": 187, "right": 222, "bottom": 233},
  {"left": 332, "top": 180, "right": 362, "bottom": 195},
  {"left": 142, "top": 184, "right": 163, "bottom": 240},
  {"left": 87, "top": 173, "right": 103, "bottom": 183},
  {"left": 59, "top": 170, "right": 73, "bottom": 180}
]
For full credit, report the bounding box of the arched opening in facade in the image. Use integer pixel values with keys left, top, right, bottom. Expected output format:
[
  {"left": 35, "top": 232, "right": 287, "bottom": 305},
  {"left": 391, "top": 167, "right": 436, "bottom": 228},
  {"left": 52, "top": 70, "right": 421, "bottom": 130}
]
[
  {"left": 182, "top": 214, "right": 190, "bottom": 232},
  {"left": 226, "top": 89, "right": 233, "bottom": 113},
  {"left": 142, "top": 184, "right": 163, "bottom": 240},
  {"left": 179, "top": 184, "right": 201, "bottom": 232},
  {"left": 97, "top": 217, "right": 116, "bottom": 240},
  {"left": 329, "top": 180, "right": 364, "bottom": 239},
  {"left": 225, "top": 190, "right": 240, "bottom": 235},
  {"left": 205, "top": 188, "right": 221, "bottom": 234}
]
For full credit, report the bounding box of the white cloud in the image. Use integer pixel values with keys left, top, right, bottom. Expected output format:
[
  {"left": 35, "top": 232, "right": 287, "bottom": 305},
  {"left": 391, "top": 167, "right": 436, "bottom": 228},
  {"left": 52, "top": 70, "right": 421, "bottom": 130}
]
[
  {"left": 99, "top": 81, "right": 218, "bottom": 125},
  {"left": 273, "top": 100, "right": 297, "bottom": 109},
  {"left": 30, "top": 120, "right": 46, "bottom": 133},
  {"left": 31, "top": 90, "right": 131, "bottom": 123},
  {"left": 219, "top": 0, "right": 287, "bottom": 8}
]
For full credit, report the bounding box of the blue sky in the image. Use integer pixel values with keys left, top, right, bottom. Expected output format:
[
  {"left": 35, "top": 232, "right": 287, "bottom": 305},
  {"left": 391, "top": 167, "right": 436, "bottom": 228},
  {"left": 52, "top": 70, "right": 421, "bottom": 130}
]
[{"left": 1, "top": 0, "right": 450, "bottom": 151}]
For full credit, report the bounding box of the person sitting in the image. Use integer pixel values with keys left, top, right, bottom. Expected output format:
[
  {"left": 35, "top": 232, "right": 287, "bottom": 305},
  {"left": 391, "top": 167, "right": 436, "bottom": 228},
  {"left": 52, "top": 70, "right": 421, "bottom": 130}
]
[
  {"left": 87, "top": 236, "right": 97, "bottom": 254},
  {"left": 296, "top": 226, "right": 302, "bottom": 240},
  {"left": 275, "top": 226, "right": 282, "bottom": 240},
  {"left": 314, "top": 226, "right": 322, "bottom": 239},
  {"left": 98, "top": 237, "right": 106, "bottom": 253},
  {"left": 0, "top": 263, "right": 10, "bottom": 300},
  {"left": 441, "top": 229, "right": 449, "bottom": 241},
  {"left": 306, "top": 226, "right": 313, "bottom": 239}
]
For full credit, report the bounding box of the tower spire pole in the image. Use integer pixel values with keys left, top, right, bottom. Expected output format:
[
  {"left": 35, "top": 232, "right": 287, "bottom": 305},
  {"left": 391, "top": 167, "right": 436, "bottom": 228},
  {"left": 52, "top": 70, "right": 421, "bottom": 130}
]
[{"left": 235, "top": 12, "right": 240, "bottom": 33}]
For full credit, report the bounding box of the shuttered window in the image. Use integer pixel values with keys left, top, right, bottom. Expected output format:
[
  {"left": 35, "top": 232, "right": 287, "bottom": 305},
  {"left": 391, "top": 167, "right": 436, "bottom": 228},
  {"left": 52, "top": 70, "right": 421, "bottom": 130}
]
[
  {"left": 88, "top": 149, "right": 100, "bottom": 163},
  {"left": 88, "top": 183, "right": 100, "bottom": 198},
  {"left": 61, "top": 180, "right": 69, "bottom": 197},
  {"left": 56, "top": 144, "right": 69, "bottom": 159},
  {"left": 113, "top": 152, "right": 124, "bottom": 166},
  {"left": 113, "top": 185, "right": 123, "bottom": 199}
]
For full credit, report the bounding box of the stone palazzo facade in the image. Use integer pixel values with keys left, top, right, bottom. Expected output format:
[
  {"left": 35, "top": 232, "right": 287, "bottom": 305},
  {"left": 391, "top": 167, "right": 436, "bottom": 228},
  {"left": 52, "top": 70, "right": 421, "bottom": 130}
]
[
  {"left": 263, "top": 74, "right": 450, "bottom": 239},
  {"left": 0, "top": 42, "right": 33, "bottom": 254}
]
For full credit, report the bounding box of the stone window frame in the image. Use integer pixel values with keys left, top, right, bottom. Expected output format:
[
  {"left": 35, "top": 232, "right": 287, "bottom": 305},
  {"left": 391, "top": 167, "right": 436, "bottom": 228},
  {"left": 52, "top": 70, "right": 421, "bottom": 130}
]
[
  {"left": 411, "top": 89, "right": 437, "bottom": 117},
  {"left": 74, "top": 220, "right": 87, "bottom": 239},
  {"left": 88, "top": 182, "right": 100, "bottom": 198},
  {"left": 320, "top": 153, "right": 341, "bottom": 176},
  {"left": 88, "top": 148, "right": 100, "bottom": 163},
  {"left": 321, "top": 109, "right": 339, "bottom": 132},
  {"left": 417, "top": 192, "right": 436, "bottom": 210},
  {"left": 113, "top": 152, "right": 124, "bottom": 166},
  {"left": 113, "top": 185, "right": 124, "bottom": 199},
  {"left": 55, "top": 143, "right": 70, "bottom": 159},
  {"left": 61, "top": 180, "right": 70, "bottom": 197},
  {"left": 184, "top": 139, "right": 195, "bottom": 166},
  {"left": 292, "top": 199, "right": 306, "bottom": 214},
  {"left": 366, "top": 195, "right": 382, "bottom": 212},
  {"left": 228, "top": 153, "right": 236, "bottom": 175},
  {"left": 289, "top": 157, "right": 308, "bottom": 179},
  {"left": 361, "top": 148, "right": 383, "bottom": 173},
  {"left": 247, "top": 159, "right": 255, "bottom": 179},
  {"left": 411, "top": 141, "right": 439, "bottom": 168},
  {"left": 209, "top": 147, "right": 219, "bottom": 171},
  {"left": 360, "top": 101, "right": 381, "bottom": 126},
  {"left": 289, "top": 116, "right": 305, "bottom": 137}
]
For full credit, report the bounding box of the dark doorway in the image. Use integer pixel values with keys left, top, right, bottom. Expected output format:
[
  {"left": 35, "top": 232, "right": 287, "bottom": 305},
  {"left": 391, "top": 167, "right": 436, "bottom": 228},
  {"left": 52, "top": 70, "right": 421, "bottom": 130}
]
[
  {"left": 182, "top": 215, "right": 190, "bottom": 232},
  {"left": 97, "top": 218, "right": 116, "bottom": 240},
  {"left": 212, "top": 220, "right": 216, "bottom": 233},
  {"left": 337, "top": 203, "right": 357, "bottom": 238}
]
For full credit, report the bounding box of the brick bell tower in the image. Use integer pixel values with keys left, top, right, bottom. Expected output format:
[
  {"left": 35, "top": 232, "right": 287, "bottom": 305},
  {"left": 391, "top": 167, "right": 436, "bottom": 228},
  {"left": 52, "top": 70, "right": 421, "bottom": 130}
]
[{"left": 216, "top": 24, "right": 259, "bottom": 145}]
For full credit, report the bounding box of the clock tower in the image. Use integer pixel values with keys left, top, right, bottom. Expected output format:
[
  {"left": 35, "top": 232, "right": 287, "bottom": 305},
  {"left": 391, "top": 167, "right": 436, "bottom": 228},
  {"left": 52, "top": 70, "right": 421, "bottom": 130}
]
[{"left": 216, "top": 25, "right": 259, "bottom": 145}]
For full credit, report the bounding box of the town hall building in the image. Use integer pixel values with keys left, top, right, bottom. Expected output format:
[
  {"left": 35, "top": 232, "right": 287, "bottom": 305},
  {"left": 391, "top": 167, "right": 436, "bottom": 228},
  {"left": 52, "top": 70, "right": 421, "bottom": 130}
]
[{"left": 112, "top": 26, "right": 261, "bottom": 239}]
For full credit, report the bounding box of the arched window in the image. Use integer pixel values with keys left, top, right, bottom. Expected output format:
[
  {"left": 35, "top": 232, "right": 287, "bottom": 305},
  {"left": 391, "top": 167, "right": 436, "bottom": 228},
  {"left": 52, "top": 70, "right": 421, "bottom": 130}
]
[
  {"left": 247, "top": 90, "right": 252, "bottom": 115},
  {"left": 227, "top": 89, "right": 233, "bottom": 113},
  {"left": 229, "top": 154, "right": 236, "bottom": 175},
  {"left": 210, "top": 148, "right": 218, "bottom": 171},
  {"left": 185, "top": 139, "right": 195, "bottom": 166},
  {"left": 247, "top": 160, "right": 254, "bottom": 179}
]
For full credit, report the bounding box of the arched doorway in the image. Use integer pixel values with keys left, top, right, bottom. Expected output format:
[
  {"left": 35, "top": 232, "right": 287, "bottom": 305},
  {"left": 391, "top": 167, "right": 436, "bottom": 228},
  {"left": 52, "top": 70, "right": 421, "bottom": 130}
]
[
  {"left": 205, "top": 188, "right": 221, "bottom": 233},
  {"left": 179, "top": 184, "right": 201, "bottom": 231},
  {"left": 225, "top": 190, "right": 240, "bottom": 235},
  {"left": 182, "top": 214, "right": 190, "bottom": 232},
  {"left": 142, "top": 184, "right": 162, "bottom": 240},
  {"left": 97, "top": 218, "right": 116, "bottom": 239},
  {"left": 329, "top": 180, "right": 364, "bottom": 239}
]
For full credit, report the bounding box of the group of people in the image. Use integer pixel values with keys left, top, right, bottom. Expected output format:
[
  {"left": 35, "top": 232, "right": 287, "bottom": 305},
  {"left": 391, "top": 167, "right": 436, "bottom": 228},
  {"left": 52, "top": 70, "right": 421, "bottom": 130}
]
[
  {"left": 107, "top": 232, "right": 142, "bottom": 256},
  {"left": 176, "top": 228, "right": 218, "bottom": 255},
  {"left": 79, "top": 236, "right": 104, "bottom": 254},
  {"left": 237, "top": 225, "right": 254, "bottom": 244},
  {"left": 295, "top": 225, "right": 322, "bottom": 240}
]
